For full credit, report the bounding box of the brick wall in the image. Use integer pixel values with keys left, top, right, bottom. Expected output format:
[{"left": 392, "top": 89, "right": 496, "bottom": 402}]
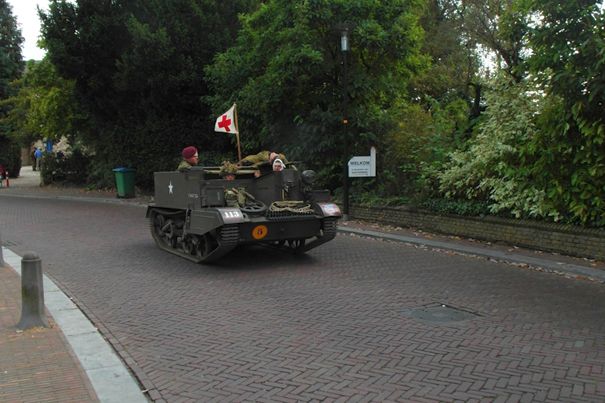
[{"left": 350, "top": 205, "right": 605, "bottom": 260}]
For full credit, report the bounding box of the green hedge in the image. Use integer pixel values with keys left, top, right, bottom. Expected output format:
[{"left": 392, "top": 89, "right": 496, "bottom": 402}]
[
  {"left": 40, "top": 149, "right": 90, "bottom": 185},
  {"left": 0, "top": 137, "right": 22, "bottom": 178}
]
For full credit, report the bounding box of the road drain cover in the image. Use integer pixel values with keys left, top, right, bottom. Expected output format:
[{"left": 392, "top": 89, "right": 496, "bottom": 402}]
[{"left": 406, "top": 303, "right": 479, "bottom": 323}]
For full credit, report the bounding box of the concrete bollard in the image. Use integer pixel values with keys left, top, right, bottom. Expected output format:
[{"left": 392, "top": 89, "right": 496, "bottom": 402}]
[{"left": 17, "top": 252, "right": 49, "bottom": 329}]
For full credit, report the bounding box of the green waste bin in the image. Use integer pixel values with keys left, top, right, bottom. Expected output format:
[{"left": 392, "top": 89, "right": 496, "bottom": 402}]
[{"left": 113, "top": 167, "right": 136, "bottom": 198}]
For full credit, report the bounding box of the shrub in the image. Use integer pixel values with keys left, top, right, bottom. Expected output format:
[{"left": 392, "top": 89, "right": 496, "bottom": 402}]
[
  {"left": 353, "top": 193, "right": 412, "bottom": 207},
  {"left": 0, "top": 137, "right": 22, "bottom": 177},
  {"left": 40, "top": 149, "right": 91, "bottom": 185},
  {"left": 86, "top": 158, "right": 120, "bottom": 189}
]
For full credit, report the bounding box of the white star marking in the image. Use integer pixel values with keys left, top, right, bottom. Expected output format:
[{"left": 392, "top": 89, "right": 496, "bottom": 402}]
[{"left": 168, "top": 181, "right": 173, "bottom": 194}]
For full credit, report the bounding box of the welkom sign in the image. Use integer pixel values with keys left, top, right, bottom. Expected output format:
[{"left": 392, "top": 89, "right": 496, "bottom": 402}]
[{"left": 348, "top": 146, "right": 376, "bottom": 177}]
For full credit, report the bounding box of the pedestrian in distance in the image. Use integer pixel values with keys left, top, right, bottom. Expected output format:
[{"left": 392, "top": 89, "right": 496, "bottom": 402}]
[{"left": 34, "top": 148, "right": 43, "bottom": 172}]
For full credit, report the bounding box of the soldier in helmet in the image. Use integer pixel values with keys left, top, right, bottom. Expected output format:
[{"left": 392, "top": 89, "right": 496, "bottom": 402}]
[{"left": 219, "top": 161, "right": 238, "bottom": 180}]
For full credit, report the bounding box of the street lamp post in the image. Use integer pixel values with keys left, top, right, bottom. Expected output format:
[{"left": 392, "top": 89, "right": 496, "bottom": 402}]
[{"left": 340, "top": 28, "right": 350, "bottom": 221}]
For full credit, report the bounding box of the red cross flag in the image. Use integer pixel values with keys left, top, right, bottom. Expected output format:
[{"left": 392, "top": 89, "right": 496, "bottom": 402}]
[{"left": 214, "top": 104, "right": 238, "bottom": 134}]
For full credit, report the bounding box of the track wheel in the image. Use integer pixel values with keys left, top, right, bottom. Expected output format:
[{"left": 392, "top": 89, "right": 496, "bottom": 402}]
[
  {"left": 152, "top": 213, "right": 166, "bottom": 243},
  {"left": 182, "top": 234, "right": 195, "bottom": 255},
  {"left": 193, "top": 235, "right": 209, "bottom": 259},
  {"left": 287, "top": 239, "right": 305, "bottom": 252},
  {"left": 162, "top": 219, "right": 177, "bottom": 247}
]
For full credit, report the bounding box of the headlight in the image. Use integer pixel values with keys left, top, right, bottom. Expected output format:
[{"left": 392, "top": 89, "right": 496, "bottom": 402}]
[{"left": 301, "top": 170, "right": 316, "bottom": 185}]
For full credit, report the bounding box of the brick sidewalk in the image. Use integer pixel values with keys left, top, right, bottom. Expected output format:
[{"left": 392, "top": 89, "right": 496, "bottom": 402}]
[{"left": 0, "top": 265, "right": 98, "bottom": 403}]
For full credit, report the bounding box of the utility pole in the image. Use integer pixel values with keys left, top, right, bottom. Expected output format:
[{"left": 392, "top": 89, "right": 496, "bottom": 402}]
[{"left": 341, "top": 27, "right": 350, "bottom": 221}]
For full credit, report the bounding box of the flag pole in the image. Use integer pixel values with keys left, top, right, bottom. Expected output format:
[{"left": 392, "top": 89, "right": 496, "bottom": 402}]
[{"left": 233, "top": 103, "right": 242, "bottom": 161}]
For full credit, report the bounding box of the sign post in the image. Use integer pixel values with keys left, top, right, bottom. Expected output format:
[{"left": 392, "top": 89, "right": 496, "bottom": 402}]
[{"left": 348, "top": 146, "right": 376, "bottom": 178}]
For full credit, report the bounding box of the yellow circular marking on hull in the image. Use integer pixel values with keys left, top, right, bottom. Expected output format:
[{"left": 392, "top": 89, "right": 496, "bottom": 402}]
[{"left": 252, "top": 225, "right": 268, "bottom": 240}]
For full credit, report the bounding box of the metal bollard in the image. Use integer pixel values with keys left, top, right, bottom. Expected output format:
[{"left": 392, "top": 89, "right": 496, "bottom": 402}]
[{"left": 17, "top": 252, "right": 49, "bottom": 329}]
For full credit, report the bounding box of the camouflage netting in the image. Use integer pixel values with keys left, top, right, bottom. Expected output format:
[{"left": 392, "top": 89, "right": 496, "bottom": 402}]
[{"left": 219, "top": 161, "right": 239, "bottom": 177}]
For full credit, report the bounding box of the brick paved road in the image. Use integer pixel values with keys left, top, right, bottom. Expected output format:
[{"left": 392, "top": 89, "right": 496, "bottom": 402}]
[{"left": 1, "top": 195, "right": 604, "bottom": 402}]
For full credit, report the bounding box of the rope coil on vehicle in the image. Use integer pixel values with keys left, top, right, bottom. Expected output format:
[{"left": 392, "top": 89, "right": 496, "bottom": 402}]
[{"left": 269, "top": 201, "right": 314, "bottom": 214}]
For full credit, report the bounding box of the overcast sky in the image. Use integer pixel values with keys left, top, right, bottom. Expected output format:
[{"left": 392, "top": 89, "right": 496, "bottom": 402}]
[{"left": 8, "top": 0, "right": 50, "bottom": 61}]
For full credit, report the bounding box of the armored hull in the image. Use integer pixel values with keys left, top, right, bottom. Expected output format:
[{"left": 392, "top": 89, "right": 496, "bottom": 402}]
[{"left": 147, "top": 166, "right": 341, "bottom": 262}]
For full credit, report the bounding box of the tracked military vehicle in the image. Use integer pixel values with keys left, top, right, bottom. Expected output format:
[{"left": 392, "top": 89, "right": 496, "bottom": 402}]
[{"left": 146, "top": 162, "right": 342, "bottom": 263}]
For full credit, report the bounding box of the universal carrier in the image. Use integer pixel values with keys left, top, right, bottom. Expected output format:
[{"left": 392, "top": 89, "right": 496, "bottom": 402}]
[{"left": 146, "top": 164, "right": 342, "bottom": 262}]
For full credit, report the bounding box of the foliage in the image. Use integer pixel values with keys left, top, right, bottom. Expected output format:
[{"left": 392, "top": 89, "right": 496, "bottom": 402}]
[
  {"left": 413, "top": 0, "right": 478, "bottom": 100},
  {"left": 436, "top": 74, "right": 583, "bottom": 221},
  {"left": 431, "top": 1, "right": 605, "bottom": 227},
  {"left": 380, "top": 0, "right": 481, "bottom": 200},
  {"left": 2, "top": 58, "right": 85, "bottom": 147},
  {"left": 40, "top": 148, "right": 91, "bottom": 185},
  {"left": 521, "top": 0, "right": 605, "bottom": 226},
  {"left": 0, "top": 0, "right": 23, "bottom": 99},
  {"left": 458, "top": 0, "right": 529, "bottom": 81},
  {"left": 0, "top": 135, "right": 21, "bottom": 177},
  {"left": 350, "top": 191, "right": 411, "bottom": 207},
  {"left": 17, "top": 0, "right": 603, "bottom": 228},
  {"left": 206, "top": 0, "right": 427, "bottom": 190},
  {"left": 379, "top": 97, "right": 469, "bottom": 197},
  {"left": 85, "top": 158, "right": 117, "bottom": 189},
  {"left": 0, "top": 0, "right": 24, "bottom": 177},
  {"left": 40, "top": 0, "right": 255, "bottom": 188},
  {"left": 381, "top": 103, "right": 433, "bottom": 196},
  {"left": 438, "top": 75, "right": 540, "bottom": 202},
  {"left": 419, "top": 197, "right": 492, "bottom": 217}
]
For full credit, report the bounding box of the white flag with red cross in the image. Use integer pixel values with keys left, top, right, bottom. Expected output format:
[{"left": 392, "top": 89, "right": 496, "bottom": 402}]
[{"left": 214, "top": 104, "right": 238, "bottom": 134}]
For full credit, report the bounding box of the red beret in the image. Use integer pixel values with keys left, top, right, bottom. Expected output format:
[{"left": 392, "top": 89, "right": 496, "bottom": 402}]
[{"left": 182, "top": 146, "right": 198, "bottom": 159}]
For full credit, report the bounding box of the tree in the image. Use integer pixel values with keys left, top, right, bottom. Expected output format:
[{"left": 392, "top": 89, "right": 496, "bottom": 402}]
[
  {"left": 3, "top": 58, "right": 85, "bottom": 146},
  {"left": 523, "top": 0, "right": 605, "bottom": 225},
  {"left": 40, "top": 0, "right": 255, "bottom": 187},
  {"left": 378, "top": 0, "right": 482, "bottom": 199},
  {"left": 0, "top": 0, "right": 24, "bottom": 176},
  {"left": 437, "top": 74, "right": 548, "bottom": 218},
  {"left": 414, "top": 0, "right": 479, "bottom": 102},
  {"left": 437, "top": 1, "right": 605, "bottom": 226},
  {"left": 0, "top": 0, "right": 23, "bottom": 99},
  {"left": 206, "top": 0, "right": 426, "bottom": 189},
  {"left": 456, "top": 0, "right": 529, "bottom": 82}
]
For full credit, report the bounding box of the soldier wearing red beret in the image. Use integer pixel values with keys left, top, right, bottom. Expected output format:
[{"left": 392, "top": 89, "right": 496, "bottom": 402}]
[{"left": 177, "top": 146, "right": 199, "bottom": 172}]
